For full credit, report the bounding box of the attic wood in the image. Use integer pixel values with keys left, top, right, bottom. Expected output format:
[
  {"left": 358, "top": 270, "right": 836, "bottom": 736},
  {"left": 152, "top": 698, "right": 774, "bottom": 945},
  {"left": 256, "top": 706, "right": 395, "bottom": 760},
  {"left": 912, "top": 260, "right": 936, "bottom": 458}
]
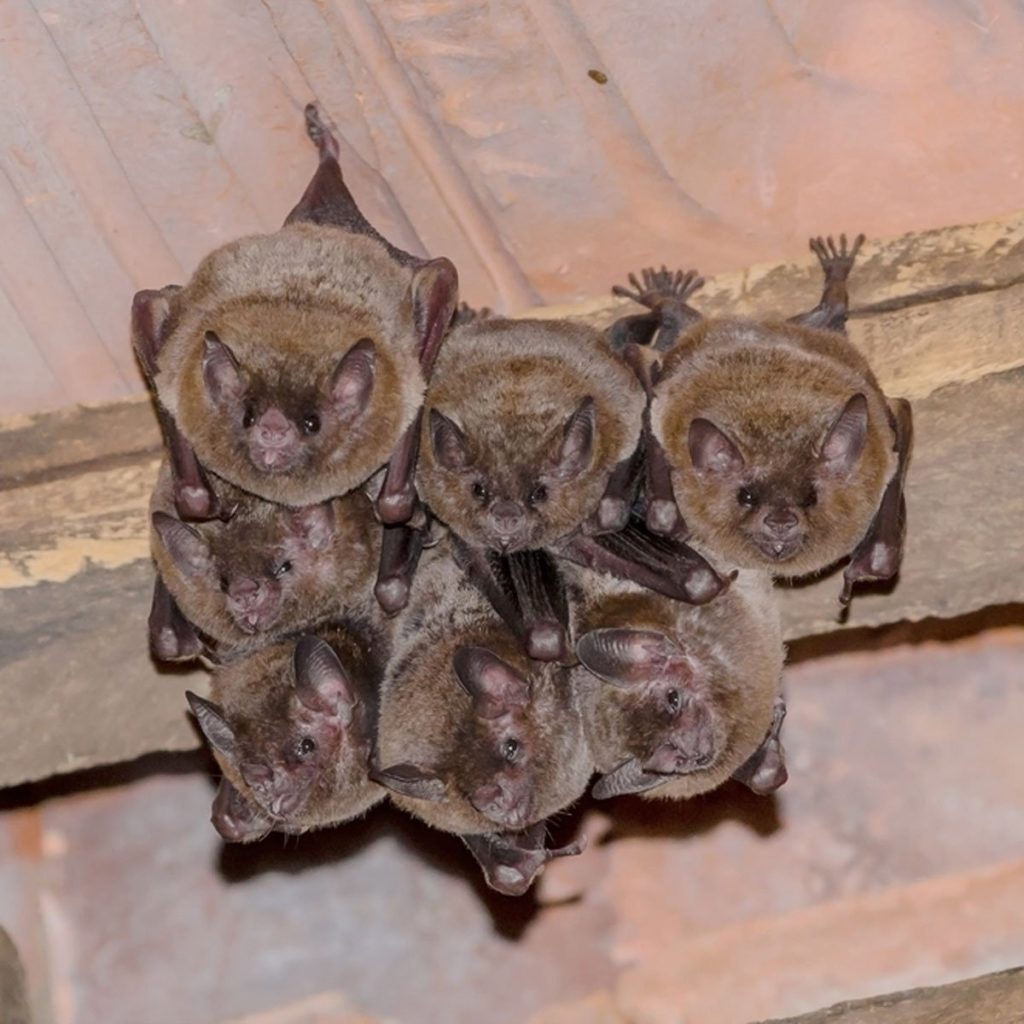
[
  {"left": 763, "top": 966, "right": 1024, "bottom": 1024},
  {"left": 1, "top": 213, "right": 1022, "bottom": 788}
]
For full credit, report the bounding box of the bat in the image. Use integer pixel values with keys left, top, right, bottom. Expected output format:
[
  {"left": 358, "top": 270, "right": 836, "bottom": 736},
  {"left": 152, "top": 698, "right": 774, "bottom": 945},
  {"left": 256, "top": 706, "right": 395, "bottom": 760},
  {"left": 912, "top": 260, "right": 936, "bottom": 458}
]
[
  {"left": 132, "top": 103, "right": 457, "bottom": 515},
  {"left": 418, "top": 317, "right": 646, "bottom": 555},
  {"left": 186, "top": 622, "right": 387, "bottom": 833},
  {"left": 149, "top": 461, "right": 381, "bottom": 659},
  {"left": 610, "top": 236, "right": 914, "bottom": 600},
  {"left": 372, "top": 544, "right": 592, "bottom": 840},
  {"left": 566, "top": 563, "right": 787, "bottom": 800}
]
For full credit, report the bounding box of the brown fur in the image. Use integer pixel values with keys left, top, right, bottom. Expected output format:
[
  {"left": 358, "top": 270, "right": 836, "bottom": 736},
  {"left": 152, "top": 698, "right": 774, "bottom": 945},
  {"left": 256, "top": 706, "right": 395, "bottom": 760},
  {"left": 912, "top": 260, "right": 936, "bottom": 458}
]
[
  {"left": 150, "top": 461, "right": 381, "bottom": 656},
  {"left": 651, "top": 318, "right": 898, "bottom": 577},
  {"left": 418, "top": 318, "right": 646, "bottom": 551},
  {"left": 565, "top": 561, "right": 784, "bottom": 800},
  {"left": 376, "top": 542, "right": 592, "bottom": 835},
  {"left": 195, "top": 619, "right": 389, "bottom": 833},
  {"left": 152, "top": 224, "right": 428, "bottom": 505}
]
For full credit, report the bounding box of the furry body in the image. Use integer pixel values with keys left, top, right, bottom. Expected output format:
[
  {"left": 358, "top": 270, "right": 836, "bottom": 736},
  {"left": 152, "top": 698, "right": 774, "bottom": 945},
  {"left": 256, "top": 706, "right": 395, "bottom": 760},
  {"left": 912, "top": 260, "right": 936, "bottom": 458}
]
[
  {"left": 376, "top": 543, "right": 592, "bottom": 835},
  {"left": 567, "top": 559, "right": 784, "bottom": 799},
  {"left": 418, "top": 318, "right": 646, "bottom": 552},
  {"left": 190, "top": 620, "right": 389, "bottom": 834},
  {"left": 150, "top": 461, "right": 380, "bottom": 656},
  {"left": 651, "top": 318, "right": 898, "bottom": 577}
]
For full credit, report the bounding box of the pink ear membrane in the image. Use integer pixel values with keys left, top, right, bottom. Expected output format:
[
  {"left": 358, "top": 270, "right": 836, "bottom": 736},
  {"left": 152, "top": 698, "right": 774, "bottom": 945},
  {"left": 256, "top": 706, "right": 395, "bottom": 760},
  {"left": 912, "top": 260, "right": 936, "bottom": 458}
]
[
  {"left": 292, "top": 636, "right": 356, "bottom": 721},
  {"left": 331, "top": 338, "right": 376, "bottom": 419},
  {"left": 576, "top": 629, "right": 686, "bottom": 687}
]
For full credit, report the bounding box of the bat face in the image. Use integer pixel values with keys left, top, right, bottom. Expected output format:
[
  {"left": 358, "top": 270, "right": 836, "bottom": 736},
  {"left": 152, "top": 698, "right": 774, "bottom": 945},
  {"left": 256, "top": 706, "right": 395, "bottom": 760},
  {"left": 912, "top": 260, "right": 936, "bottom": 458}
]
[
  {"left": 653, "top": 321, "right": 896, "bottom": 577},
  {"left": 419, "top": 319, "right": 645, "bottom": 552},
  {"left": 188, "top": 632, "right": 383, "bottom": 830},
  {"left": 376, "top": 646, "right": 583, "bottom": 833},
  {"left": 425, "top": 399, "right": 596, "bottom": 553},
  {"left": 151, "top": 226, "right": 448, "bottom": 506},
  {"left": 570, "top": 568, "right": 784, "bottom": 801},
  {"left": 151, "top": 476, "right": 378, "bottom": 648},
  {"left": 577, "top": 629, "right": 726, "bottom": 783}
]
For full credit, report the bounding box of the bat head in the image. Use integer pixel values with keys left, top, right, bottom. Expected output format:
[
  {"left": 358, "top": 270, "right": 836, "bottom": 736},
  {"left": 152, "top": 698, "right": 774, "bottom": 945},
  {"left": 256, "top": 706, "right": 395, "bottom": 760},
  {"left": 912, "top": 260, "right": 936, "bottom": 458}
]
[
  {"left": 419, "top": 319, "right": 645, "bottom": 552},
  {"left": 153, "top": 228, "right": 457, "bottom": 505},
  {"left": 653, "top": 320, "right": 896, "bottom": 577},
  {"left": 424, "top": 397, "right": 596, "bottom": 553},
  {"left": 375, "top": 644, "right": 589, "bottom": 834},
  {"left": 151, "top": 481, "right": 377, "bottom": 648},
  {"left": 577, "top": 628, "right": 726, "bottom": 798},
  {"left": 187, "top": 633, "right": 378, "bottom": 829}
]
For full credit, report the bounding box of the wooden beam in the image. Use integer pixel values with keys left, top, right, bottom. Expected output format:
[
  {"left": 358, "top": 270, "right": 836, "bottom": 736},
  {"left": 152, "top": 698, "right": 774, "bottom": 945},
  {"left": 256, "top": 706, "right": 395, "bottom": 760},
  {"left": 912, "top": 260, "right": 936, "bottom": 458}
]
[
  {"left": 1, "top": 214, "right": 1022, "bottom": 787},
  {"left": 761, "top": 966, "right": 1024, "bottom": 1024}
]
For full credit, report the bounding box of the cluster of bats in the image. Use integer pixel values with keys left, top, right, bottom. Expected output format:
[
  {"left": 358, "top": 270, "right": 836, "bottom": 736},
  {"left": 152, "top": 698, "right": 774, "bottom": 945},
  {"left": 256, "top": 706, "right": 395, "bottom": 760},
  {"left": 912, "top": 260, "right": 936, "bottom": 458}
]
[{"left": 134, "top": 106, "right": 913, "bottom": 897}]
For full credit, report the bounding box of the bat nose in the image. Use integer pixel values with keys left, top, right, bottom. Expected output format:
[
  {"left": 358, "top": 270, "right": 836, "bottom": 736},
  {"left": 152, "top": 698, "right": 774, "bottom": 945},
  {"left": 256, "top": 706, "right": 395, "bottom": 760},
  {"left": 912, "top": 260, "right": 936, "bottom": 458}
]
[
  {"left": 227, "top": 576, "right": 263, "bottom": 608},
  {"left": 764, "top": 507, "right": 798, "bottom": 535},
  {"left": 489, "top": 500, "right": 525, "bottom": 538},
  {"left": 471, "top": 781, "right": 530, "bottom": 829},
  {"left": 257, "top": 408, "right": 296, "bottom": 447}
]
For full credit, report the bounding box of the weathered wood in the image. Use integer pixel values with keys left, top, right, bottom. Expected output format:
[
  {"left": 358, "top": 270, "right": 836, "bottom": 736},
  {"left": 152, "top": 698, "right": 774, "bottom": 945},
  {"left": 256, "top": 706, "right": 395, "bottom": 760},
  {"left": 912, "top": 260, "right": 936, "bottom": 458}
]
[
  {"left": 0, "top": 214, "right": 1021, "bottom": 786},
  {"left": 760, "top": 966, "right": 1024, "bottom": 1024},
  {"left": 0, "top": 928, "right": 32, "bottom": 1024}
]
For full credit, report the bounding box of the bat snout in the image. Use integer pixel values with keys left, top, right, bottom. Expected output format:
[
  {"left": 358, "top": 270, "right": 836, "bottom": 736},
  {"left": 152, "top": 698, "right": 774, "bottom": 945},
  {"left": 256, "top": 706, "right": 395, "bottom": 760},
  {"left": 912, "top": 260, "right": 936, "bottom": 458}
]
[{"left": 470, "top": 780, "right": 531, "bottom": 830}]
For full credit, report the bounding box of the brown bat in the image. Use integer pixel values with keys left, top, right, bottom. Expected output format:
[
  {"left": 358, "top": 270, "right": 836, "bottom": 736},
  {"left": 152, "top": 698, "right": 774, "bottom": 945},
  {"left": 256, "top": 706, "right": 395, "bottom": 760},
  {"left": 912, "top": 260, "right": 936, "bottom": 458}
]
[
  {"left": 149, "top": 462, "right": 381, "bottom": 659},
  {"left": 566, "top": 562, "right": 787, "bottom": 801},
  {"left": 186, "top": 622, "right": 387, "bottom": 833},
  {"left": 132, "top": 104, "right": 457, "bottom": 516},
  {"left": 611, "top": 237, "right": 913, "bottom": 602},
  {"left": 418, "top": 317, "right": 647, "bottom": 554},
  {"left": 372, "top": 544, "right": 592, "bottom": 841}
]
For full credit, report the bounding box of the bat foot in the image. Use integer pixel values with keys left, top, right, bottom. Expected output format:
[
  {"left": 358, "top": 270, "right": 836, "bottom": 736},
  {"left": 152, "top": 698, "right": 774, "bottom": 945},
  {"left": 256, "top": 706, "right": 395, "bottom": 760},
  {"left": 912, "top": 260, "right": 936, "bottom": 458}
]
[
  {"left": 175, "top": 484, "right": 216, "bottom": 522},
  {"left": 151, "top": 625, "right": 202, "bottom": 663},
  {"left": 303, "top": 102, "right": 340, "bottom": 163},
  {"left": 612, "top": 266, "right": 704, "bottom": 310},
  {"left": 646, "top": 498, "right": 682, "bottom": 536},
  {"left": 376, "top": 488, "right": 418, "bottom": 525},
  {"left": 595, "top": 495, "right": 630, "bottom": 533},
  {"left": 375, "top": 576, "right": 411, "bottom": 616},
  {"left": 525, "top": 621, "right": 569, "bottom": 663},
  {"left": 808, "top": 233, "right": 865, "bottom": 281}
]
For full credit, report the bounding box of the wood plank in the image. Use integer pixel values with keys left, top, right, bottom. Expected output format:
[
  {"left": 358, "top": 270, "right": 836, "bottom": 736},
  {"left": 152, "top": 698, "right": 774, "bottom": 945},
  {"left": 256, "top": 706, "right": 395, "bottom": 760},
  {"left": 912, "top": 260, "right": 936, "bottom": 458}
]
[{"left": 760, "top": 967, "right": 1024, "bottom": 1024}]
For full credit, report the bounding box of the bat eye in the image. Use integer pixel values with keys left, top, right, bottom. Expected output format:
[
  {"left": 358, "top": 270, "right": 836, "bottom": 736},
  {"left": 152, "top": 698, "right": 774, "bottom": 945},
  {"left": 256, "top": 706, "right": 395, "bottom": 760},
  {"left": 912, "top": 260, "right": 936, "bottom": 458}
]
[
  {"left": 696, "top": 753, "right": 713, "bottom": 768},
  {"left": 666, "top": 689, "right": 682, "bottom": 712},
  {"left": 736, "top": 487, "right": 758, "bottom": 509},
  {"left": 301, "top": 412, "right": 321, "bottom": 435},
  {"left": 529, "top": 483, "right": 549, "bottom": 506},
  {"left": 800, "top": 486, "right": 818, "bottom": 509},
  {"left": 471, "top": 481, "right": 489, "bottom": 505},
  {"left": 297, "top": 736, "right": 317, "bottom": 758},
  {"left": 502, "top": 737, "right": 520, "bottom": 763},
  {"left": 242, "top": 405, "right": 256, "bottom": 429},
  {"left": 273, "top": 560, "right": 293, "bottom": 579}
]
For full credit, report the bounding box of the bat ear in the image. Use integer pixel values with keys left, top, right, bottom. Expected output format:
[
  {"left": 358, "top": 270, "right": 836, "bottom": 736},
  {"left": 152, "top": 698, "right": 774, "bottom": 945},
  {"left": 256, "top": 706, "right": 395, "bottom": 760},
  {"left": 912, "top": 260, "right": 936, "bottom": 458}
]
[
  {"left": 331, "top": 338, "right": 376, "bottom": 420},
  {"left": 292, "top": 636, "right": 357, "bottom": 725},
  {"left": 591, "top": 758, "right": 667, "bottom": 799},
  {"left": 818, "top": 393, "right": 868, "bottom": 477},
  {"left": 202, "top": 331, "right": 245, "bottom": 407},
  {"left": 429, "top": 409, "right": 471, "bottom": 471},
  {"left": 288, "top": 502, "right": 335, "bottom": 551},
  {"left": 550, "top": 396, "right": 596, "bottom": 481},
  {"left": 369, "top": 763, "right": 445, "bottom": 802},
  {"left": 410, "top": 257, "right": 459, "bottom": 374},
  {"left": 152, "top": 512, "right": 212, "bottom": 578},
  {"left": 453, "top": 646, "right": 532, "bottom": 719},
  {"left": 688, "top": 418, "right": 745, "bottom": 476},
  {"left": 576, "top": 629, "right": 687, "bottom": 688},
  {"left": 186, "top": 691, "right": 237, "bottom": 757},
  {"left": 131, "top": 286, "right": 180, "bottom": 380}
]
